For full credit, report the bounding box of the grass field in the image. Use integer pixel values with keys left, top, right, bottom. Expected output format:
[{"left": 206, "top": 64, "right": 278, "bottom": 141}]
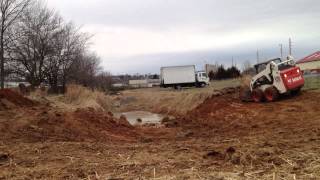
[
  {"left": 303, "top": 75, "right": 320, "bottom": 90},
  {"left": 114, "top": 78, "right": 241, "bottom": 115}
]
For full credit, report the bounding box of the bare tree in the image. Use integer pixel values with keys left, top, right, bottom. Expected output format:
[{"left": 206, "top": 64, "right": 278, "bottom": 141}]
[
  {"left": 9, "top": 1, "right": 91, "bottom": 93},
  {"left": 46, "top": 22, "right": 90, "bottom": 93},
  {"left": 0, "top": 0, "right": 30, "bottom": 88},
  {"left": 242, "top": 60, "right": 255, "bottom": 75},
  {"left": 67, "top": 52, "right": 101, "bottom": 89},
  {"left": 7, "top": 0, "right": 106, "bottom": 93},
  {"left": 8, "top": 2, "right": 59, "bottom": 86},
  {"left": 95, "top": 71, "right": 113, "bottom": 91},
  {"left": 10, "top": 3, "right": 50, "bottom": 83}
]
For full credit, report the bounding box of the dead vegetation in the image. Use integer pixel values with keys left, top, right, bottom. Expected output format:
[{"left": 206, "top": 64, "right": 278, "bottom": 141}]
[
  {"left": 115, "top": 79, "right": 241, "bottom": 115},
  {"left": 0, "top": 89, "right": 136, "bottom": 144},
  {"left": 28, "top": 84, "right": 114, "bottom": 112},
  {"left": 0, "top": 89, "right": 36, "bottom": 110},
  {"left": 0, "top": 83, "right": 319, "bottom": 179},
  {"left": 63, "top": 84, "right": 113, "bottom": 111}
]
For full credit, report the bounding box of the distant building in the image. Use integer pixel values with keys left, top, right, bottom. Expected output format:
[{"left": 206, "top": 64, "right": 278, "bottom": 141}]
[
  {"left": 112, "top": 83, "right": 127, "bottom": 88},
  {"left": 129, "top": 79, "right": 160, "bottom": 88},
  {"left": 129, "top": 79, "right": 149, "bottom": 88},
  {"left": 4, "top": 81, "right": 30, "bottom": 88},
  {"left": 148, "top": 79, "right": 161, "bottom": 86},
  {"left": 296, "top": 51, "right": 320, "bottom": 74},
  {"left": 205, "top": 64, "right": 218, "bottom": 75}
]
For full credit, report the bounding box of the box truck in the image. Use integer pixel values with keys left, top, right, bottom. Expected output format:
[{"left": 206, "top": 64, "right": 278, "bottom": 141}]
[{"left": 160, "top": 65, "right": 210, "bottom": 88}]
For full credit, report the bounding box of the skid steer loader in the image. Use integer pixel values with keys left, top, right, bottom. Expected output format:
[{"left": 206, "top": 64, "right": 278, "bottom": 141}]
[{"left": 241, "top": 56, "right": 305, "bottom": 102}]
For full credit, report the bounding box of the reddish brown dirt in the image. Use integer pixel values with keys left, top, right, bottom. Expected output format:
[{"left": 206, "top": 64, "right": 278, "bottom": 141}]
[
  {"left": 0, "top": 89, "right": 137, "bottom": 142},
  {"left": 0, "top": 89, "right": 35, "bottom": 110},
  {"left": 185, "top": 89, "right": 320, "bottom": 139},
  {"left": 0, "top": 92, "right": 173, "bottom": 144},
  {"left": 0, "top": 89, "right": 319, "bottom": 179},
  {"left": 0, "top": 106, "right": 139, "bottom": 143}
]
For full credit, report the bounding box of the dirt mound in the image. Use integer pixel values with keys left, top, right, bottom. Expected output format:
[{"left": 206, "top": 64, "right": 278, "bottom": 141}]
[
  {"left": 1, "top": 107, "right": 137, "bottom": 142},
  {"left": 183, "top": 89, "right": 320, "bottom": 137},
  {"left": 185, "top": 92, "right": 255, "bottom": 130},
  {"left": 0, "top": 89, "right": 35, "bottom": 110},
  {"left": 177, "top": 90, "right": 320, "bottom": 179}
]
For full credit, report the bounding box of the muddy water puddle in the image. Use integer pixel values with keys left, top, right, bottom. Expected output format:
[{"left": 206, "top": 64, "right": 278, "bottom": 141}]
[{"left": 115, "top": 111, "right": 164, "bottom": 125}]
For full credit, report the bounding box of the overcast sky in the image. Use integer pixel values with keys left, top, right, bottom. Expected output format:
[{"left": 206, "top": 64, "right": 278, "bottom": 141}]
[{"left": 47, "top": 0, "right": 320, "bottom": 74}]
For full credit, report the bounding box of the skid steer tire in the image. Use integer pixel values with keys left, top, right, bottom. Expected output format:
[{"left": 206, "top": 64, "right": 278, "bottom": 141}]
[
  {"left": 252, "top": 88, "right": 264, "bottom": 103},
  {"left": 264, "top": 87, "right": 279, "bottom": 102},
  {"left": 291, "top": 87, "right": 301, "bottom": 96},
  {"left": 239, "top": 86, "right": 253, "bottom": 102}
]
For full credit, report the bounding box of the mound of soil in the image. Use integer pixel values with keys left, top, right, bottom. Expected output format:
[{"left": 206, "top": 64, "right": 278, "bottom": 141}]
[
  {"left": 183, "top": 87, "right": 249, "bottom": 124},
  {"left": 0, "top": 89, "right": 138, "bottom": 143},
  {"left": 0, "top": 89, "right": 35, "bottom": 110},
  {"left": 12, "top": 108, "right": 137, "bottom": 142},
  {"left": 183, "top": 89, "right": 320, "bottom": 138}
]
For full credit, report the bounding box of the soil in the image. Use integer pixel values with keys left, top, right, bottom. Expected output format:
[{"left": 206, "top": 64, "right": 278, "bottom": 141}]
[
  {"left": 0, "top": 88, "right": 319, "bottom": 179},
  {"left": 0, "top": 89, "right": 35, "bottom": 110}
]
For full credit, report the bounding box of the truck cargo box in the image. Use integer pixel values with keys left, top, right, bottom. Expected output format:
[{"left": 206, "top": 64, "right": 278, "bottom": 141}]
[{"left": 160, "top": 65, "right": 196, "bottom": 85}]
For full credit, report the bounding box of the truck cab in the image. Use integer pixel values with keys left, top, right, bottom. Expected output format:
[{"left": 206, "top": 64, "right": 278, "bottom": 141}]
[{"left": 196, "top": 71, "right": 210, "bottom": 86}]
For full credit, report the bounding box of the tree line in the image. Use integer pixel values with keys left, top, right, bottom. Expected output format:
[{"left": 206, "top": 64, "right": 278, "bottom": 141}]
[
  {"left": 208, "top": 65, "right": 241, "bottom": 80},
  {"left": 0, "top": 0, "right": 109, "bottom": 93}
]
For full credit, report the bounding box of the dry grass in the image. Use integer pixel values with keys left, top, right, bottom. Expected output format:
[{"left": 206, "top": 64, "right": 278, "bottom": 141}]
[
  {"left": 27, "top": 84, "right": 114, "bottom": 112},
  {"left": 303, "top": 75, "right": 320, "bottom": 90},
  {"left": 117, "top": 88, "right": 212, "bottom": 115},
  {"left": 26, "top": 79, "right": 241, "bottom": 115},
  {"left": 116, "top": 79, "right": 241, "bottom": 115},
  {"left": 240, "top": 75, "right": 252, "bottom": 88},
  {"left": 63, "top": 84, "right": 113, "bottom": 111}
]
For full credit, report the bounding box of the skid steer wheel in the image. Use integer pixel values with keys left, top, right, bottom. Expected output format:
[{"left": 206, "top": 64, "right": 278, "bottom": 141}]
[
  {"left": 291, "top": 87, "right": 301, "bottom": 96},
  {"left": 239, "top": 86, "right": 252, "bottom": 102},
  {"left": 264, "top": 87, "right": 279, "bottom": 102},
  {"left": 252, "top": 88, "right": 264, "bottom": 102}
]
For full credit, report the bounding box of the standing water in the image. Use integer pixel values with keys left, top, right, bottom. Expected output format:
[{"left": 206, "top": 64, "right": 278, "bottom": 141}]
[{"left": 115, "top": 111, "right": 164, "bottom": 125}]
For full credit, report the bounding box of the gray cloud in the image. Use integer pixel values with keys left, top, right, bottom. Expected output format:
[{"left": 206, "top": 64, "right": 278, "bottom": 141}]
[
  {"left": 47, "top": 0, "right": 320, "bottom": 74},
  {"left": 103, "top": 38, "right": 320, "bottom": 74},
  {"left": 50, "top": 0, "right": 320, "bottom": 29}
]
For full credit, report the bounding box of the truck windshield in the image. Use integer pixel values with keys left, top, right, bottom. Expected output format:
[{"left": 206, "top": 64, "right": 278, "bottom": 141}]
[{"left": 202, "top": 73, "right": 207, "bottom": 78}]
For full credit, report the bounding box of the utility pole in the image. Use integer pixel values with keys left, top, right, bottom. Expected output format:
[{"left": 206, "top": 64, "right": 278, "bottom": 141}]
[
  {"left": 256, "top": 49, "right": 260, "bottom": 63},
  {"left": 289, "top": 38, "right": 292, "bottom": 56},
  {"left": 232, "top": 56, "right": 234, "bottom": 67},
  {"left": 279, "top": 44, "right": 283, "bottom": 59}
]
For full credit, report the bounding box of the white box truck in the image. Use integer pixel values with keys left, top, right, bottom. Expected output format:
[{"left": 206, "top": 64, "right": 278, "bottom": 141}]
[{"left": 160, "top": 65, "right": 210, "bottom": 89}]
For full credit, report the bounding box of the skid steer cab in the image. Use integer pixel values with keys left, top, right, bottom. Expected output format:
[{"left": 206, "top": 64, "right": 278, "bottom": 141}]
[{"left": 249, "top": 56, "right": 304, "bottom": 102}]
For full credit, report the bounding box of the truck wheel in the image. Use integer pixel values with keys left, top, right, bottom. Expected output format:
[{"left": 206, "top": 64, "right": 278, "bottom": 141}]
[
  {"left": 252, "top": 88, "right": 264, "bottom": 102},
  {"left": 264, "top": 87, "right": 279, "bottom": 102}
]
